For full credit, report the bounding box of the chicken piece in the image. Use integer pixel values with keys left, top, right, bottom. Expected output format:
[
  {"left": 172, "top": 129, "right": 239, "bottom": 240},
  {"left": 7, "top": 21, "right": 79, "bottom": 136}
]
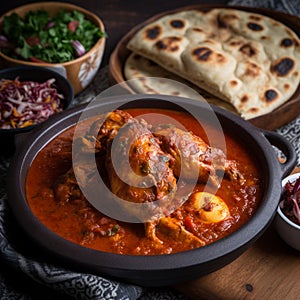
[
  {"left": 64, "top": 110, "right": 135, "bottom": 203},
  {"left": 77, "top": 110, "right": 134, "bottom": 154},
  {"left": 54, "top": 160, "right": 98, "bottom": 202},
  {"left": 145, "top": 216, "right": 206, "bottom": 247},
  {"left": 157, "top": 217, "right": 205, "bottom": 247},
  {"left": 105, "top": 120, "right": 177, "bottom": 218},
  {"left": 95, "top": 112, "right": 179, "bottom": 243},
  {"left": 153, "top": 125, "right": 245, "bottom": 187},
  {"left": 56, "top": 111, "right": 240, "bottom": 248},
  {"left": 56, "top": 110, "right": 179, "bottom": 244},
  {"left": 54, "top": 167, "right": 82, "bottom": 203}
]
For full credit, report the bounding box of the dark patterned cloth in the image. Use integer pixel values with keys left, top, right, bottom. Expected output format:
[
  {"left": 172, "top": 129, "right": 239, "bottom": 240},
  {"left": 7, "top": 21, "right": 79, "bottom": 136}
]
[
  {"left": 1, "top": 1, "right": 300, "bottom": 299},
  {"left": 228, "top": 0, "right": 300, "bottom": 15}
]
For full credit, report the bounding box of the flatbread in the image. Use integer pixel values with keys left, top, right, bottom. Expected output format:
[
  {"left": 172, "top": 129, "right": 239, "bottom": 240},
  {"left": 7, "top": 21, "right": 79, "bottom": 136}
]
[
  {"left": 124, "top": 52, "right": 238, "bottom": 113},
  {"left": 127, "top": 8, "right": 300, "bottom": 119}
]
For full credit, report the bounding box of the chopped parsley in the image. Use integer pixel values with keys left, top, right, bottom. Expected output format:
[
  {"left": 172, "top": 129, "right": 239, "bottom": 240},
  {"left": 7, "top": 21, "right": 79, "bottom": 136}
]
[{"left": 108, "top": 224, "right": 120, "bottom": 237}]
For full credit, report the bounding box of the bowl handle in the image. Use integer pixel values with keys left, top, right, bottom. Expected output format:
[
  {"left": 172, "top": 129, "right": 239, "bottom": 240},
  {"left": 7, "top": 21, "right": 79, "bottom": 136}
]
[{"left": 262, "top": 130, "right": 297, "bottom": 178}]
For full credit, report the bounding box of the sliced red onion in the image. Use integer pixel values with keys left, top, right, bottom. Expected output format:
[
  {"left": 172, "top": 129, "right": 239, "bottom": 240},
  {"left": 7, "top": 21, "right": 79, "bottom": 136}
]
[
  {"left": 0, "top": 35, "right": 8, "bottom": 42},
  {"left": 292, "top": 177, "right": 300, "bottom": 194},
  {"left": 281, "top": 178, "right": 300, "bottom": 226},
  {"left": 0, "top": 35, "right": 13, "bottom": 48},
  {"left": 0, "top": 78, "right": 64, "bottom": 129},
  {"left": 290, "top": 193, "right": 300, "bottom": 224},
  {"left": 71, "top": 40, "right": 86, "bottom": 57},
  {"left": 2, "top": 102, "right": 14, "bottom": 118},
  {"left": 45, "top": 21, "right": 55, "bottom": 29}
]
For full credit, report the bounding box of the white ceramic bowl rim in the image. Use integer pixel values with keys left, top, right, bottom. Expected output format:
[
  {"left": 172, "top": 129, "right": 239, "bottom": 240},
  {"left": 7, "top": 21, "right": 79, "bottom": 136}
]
[{"left": 278, "top": 172, "right": 300, "bottom": 230}]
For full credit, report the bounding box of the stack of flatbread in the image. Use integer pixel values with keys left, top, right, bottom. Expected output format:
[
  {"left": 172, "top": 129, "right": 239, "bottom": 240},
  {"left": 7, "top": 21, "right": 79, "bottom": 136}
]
[{"left": 124, "top": 8, "right": 300, "bottom": 119}]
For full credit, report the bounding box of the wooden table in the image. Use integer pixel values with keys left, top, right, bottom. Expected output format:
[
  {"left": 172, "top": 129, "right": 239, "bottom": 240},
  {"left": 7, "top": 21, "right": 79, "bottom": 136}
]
[
  {"left": 2, "top": 1, "right": 300, "bottom": 299},
  {"left": 176, "top": 219, "right": 300, "bottom": 299},
  {"left": 177, "top": 229, "right": 299, "bottom": 298},
  {"left": 174, "top": 167, "right": 300, "bottom": 299}
]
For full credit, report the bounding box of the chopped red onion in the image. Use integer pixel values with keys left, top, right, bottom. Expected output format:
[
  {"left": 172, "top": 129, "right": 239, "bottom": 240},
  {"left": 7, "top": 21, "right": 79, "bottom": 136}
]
[
  {"left": 0, "top": 77, "right": 65, "bottom": 129},
  {"left": 71, "top": 40, "right": 86, "bottom": 57}
]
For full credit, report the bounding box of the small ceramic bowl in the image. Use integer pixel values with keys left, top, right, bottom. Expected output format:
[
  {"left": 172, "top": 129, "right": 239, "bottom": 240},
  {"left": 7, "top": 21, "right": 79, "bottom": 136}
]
[
  {"left": 0, "top": 2, "right": 106, "bottom": 95},
  {"left": 275, "top": 172, "right": 300, "bottom": 251},
  {"left": 0, "top": 66, "right": 74, "bottom": 154}
]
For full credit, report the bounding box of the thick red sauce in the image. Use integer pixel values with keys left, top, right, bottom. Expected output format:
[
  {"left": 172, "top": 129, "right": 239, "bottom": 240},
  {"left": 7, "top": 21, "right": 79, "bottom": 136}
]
[{"left": 26, "top": 108, "right": 263, "bottom": 255}]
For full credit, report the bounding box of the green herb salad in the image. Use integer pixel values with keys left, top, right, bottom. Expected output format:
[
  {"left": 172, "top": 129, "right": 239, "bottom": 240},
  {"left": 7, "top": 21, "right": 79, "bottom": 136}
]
[{"left": 0, "top": 9, "right": 106, "bottom": 63}]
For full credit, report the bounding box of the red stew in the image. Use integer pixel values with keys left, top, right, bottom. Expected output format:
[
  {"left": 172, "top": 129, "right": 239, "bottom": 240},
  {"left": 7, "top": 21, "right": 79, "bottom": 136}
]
[{"left": 26, "top": 108, "right": 263, "bottom": 255}]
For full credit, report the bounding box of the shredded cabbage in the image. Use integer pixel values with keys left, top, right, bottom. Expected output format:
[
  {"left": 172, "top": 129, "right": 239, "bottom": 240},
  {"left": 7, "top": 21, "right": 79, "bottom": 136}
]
[{"left": 0, "top": 77, "right": 64, "bottom": 129}]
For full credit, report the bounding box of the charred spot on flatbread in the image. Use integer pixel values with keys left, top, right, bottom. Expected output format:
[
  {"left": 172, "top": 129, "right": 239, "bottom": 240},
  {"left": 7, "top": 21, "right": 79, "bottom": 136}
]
[
  {"left": 229, "top": 39, "right": 244, "bottom": 47},
  {"left": 280, "top": 38, "right": 294, "bottom": 47},
  {"left": 264, "top": 89, "right": 279, "bottom": 102},
  {"left": 244, "top": 61, "right": 261, "bottom": 78},
  {"left": 136, "top": 77, "right": 158, "bottom": 93},
  {"left": 247, "top": 22, "right": 264, "bottom": 31},
  {"left": 145, "top": 25, "right": 162, "bottom": 40},
  {"left": 260, "top": 36, "right": 269, "bottom": 40},
  {"left": 239, "top": 44, "right": 257, "bottom": 57},
  {"left": 241, "top": 95, "right": 250, "bottom": 103},
  {"left": 249, "top": 15, "right": 262, "bottom": 21},
  {"left": 271, "top": 57, "right": 295, "bottom": 77},
  {"left": 284, "top": 83, "right": 291, "bottom": 92},
  {"left": 216, "top": 14, "right": 228, "bottom": 29},
  {"left": 192, "top": 27, "right": 204, "bottom": 33},
  {"left": 247, "top": 107, "right": 259, "bottom": 114},
  {"left": 238, "top": 94, "right": 252, "bottom": 111},
  {"left": 217, "top": 12, "right": 239, "bottom": 28},
  {"left": 170, "top": 19, "right": 185, "bottom": 29},
  {"left": 229, "top": 80, "right": 239, "bottom": 87},
  {"left": 192, "top": 47, "right": 226, "bottom": 64},
  {"left": 155, "top": 37, "right": 182, "bottom": 52},
  {"left": 192, "top": 47, "right": 212, "bottom": 61}
]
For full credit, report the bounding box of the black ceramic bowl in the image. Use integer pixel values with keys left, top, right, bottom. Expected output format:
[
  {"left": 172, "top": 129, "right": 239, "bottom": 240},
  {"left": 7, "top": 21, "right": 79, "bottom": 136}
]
[
  {"left": 7, "top": 94, "right": 297, "bottom": 286},
  {"left": 0, "top": 66, "right": 74, "bottom": 154}
]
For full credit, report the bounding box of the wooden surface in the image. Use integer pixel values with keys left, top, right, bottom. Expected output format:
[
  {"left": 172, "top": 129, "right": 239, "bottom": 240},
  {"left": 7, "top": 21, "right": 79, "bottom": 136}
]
[
  {"left": 176, "top": 225, "right": 300, "bottom": 299},
  {"left": 109, "top": 4, "right": 300, "bottom": 131},
  {"left": 175, "top": 166, "right": 300, "bottom": 299}
]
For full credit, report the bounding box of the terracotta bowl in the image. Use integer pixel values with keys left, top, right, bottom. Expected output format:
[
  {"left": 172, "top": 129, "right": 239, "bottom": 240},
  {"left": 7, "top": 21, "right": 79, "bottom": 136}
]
[{"left": 0, "top": 2, "right": 106, "bottom": 95}]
